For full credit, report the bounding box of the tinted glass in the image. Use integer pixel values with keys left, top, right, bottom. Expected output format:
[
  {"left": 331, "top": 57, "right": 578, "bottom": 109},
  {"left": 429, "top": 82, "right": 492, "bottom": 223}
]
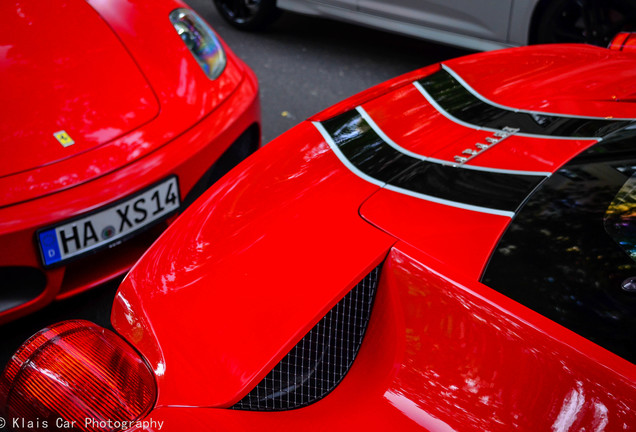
[{"left": 482, "top": 131, "right": 636, "bottom": 363}]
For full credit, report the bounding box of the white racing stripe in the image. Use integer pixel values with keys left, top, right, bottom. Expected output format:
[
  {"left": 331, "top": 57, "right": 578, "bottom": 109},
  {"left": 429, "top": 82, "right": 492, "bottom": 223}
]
[
  {"left": 384, "top": 184, "right": 515, "bottom": 217},
  {"left": 441, "top": 64, "right": 636, "bottom": 121},
  {"left": 312, "top": 121, "right": 515, "bottom": 217},
  {"left": 412, "top": 81, "right": 603, "bottom": 141},
  {"left": 355, "top": 106, "right": 428, "bottom": 161},
  {"left": 312, "top": 121, "right": 385, "bottom": 188},
  {"left": 357, "top": 105, "right": 552, "bottom": 177}
]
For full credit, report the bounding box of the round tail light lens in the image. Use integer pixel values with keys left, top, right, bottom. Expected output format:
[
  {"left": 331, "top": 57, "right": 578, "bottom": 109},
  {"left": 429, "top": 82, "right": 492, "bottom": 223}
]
[{"left": 0, "top": 320, "right": 156, "bottom": 431}]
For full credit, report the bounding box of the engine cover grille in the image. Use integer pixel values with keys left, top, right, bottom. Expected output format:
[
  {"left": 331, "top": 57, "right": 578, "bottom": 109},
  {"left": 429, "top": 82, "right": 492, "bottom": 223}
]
[{"left": 232, "top": 263, "right": 382, "bottom": 411}]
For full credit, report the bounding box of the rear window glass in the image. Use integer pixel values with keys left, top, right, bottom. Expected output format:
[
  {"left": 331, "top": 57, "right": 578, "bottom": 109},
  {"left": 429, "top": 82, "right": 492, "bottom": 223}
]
[
  {"left": 482, "top": 137, "right": 636, "bottom": 363},
  {"left": 605, "top": 172, "right": 636, "bottom": 261}
]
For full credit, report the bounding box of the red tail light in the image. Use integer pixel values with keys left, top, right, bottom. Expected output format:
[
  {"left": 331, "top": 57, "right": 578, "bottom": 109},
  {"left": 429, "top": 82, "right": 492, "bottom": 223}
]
[{"left": 0, "top": 320, "right": 156, "bottom": 431}]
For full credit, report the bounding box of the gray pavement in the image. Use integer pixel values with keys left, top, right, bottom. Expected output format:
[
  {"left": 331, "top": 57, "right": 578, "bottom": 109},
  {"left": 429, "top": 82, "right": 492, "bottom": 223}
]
[{"left": 187, "top": 0, "right": 470, "bottom": 143}]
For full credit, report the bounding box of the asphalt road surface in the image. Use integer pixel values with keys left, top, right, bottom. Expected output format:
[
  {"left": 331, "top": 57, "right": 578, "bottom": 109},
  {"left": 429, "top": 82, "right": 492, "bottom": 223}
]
[
  {"left": 0, "top": 0, "right": 470, "bottom": 387},
  {"left": 189, "top": 0, "right": 470, "bottom": 143}
]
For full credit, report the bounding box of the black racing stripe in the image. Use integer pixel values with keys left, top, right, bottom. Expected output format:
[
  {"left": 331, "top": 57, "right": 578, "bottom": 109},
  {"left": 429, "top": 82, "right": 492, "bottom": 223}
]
[
  {"left": 321, "top": 110, "right": 544, "bottom": 213},
  {"left": 321, "top": 110, "right": 414, "bottom": 183},
  {"left": 391, "top": 163, "right": 543, "bottom": 212},
  {"left": 419, "top": 69, "right": 630, "bottom": 138}
]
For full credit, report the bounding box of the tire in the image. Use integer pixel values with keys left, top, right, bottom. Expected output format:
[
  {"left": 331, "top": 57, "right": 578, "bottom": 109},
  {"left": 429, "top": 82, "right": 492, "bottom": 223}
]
[
  {"left": 534, "top": 0, "right": 636, "bottom": 46},
  {"left": 213, "top": 0, "right": 281, "bottom": 31}
]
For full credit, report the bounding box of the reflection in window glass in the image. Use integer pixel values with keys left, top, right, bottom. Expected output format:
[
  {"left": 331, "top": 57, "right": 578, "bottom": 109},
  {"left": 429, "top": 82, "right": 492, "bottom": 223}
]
[{"left": 482, "top": 139, "right": 636, "bottom": 364}]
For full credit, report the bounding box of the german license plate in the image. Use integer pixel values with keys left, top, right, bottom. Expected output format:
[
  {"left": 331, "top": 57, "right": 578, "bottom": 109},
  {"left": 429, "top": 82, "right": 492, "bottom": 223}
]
[{"left": 38, "top": 176, "right": 180, "bottom": 267}]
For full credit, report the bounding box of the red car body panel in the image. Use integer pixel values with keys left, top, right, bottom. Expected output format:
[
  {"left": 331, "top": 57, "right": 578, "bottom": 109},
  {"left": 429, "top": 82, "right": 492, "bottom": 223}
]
[
  {"left": 1, "top": 0, "right": 247, "bottom": 207},
  {"left": 123, "top": 244, "right": 636, "bottom": 431},
  {"left": 116, "top": 44, "right": 636, "bottom": 429},
  {"left": 0, "top": 0, "right": 159, "bottom": 178},
  {"left": 0, "top": 0, "right": 260, "bottom": 323},
  {"left": 0, "top": 49, "right": 244, "bottom": 208},
  {"left": 444, "top": 44, "right": 636, "bottom": 118},
  {"left": 113, "top": 121, "right": 396, "bottom": 407},
  {"left": 361, "top": 88, "right": 598, "bottom": 173},
  {"left": 360, "top": 192, "right": 509, "bottom": 280}
]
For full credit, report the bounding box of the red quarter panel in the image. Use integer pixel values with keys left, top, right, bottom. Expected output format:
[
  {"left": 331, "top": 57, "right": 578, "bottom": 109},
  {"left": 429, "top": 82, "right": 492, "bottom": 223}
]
[{"left": 112, "top": 122, "right": 395, "bottom": 408}]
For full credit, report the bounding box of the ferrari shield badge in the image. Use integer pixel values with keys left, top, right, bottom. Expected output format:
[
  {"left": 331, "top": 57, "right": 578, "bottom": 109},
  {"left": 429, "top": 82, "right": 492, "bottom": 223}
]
[{"left": 53, "top": 130, "right": 75, "bottom": 147}]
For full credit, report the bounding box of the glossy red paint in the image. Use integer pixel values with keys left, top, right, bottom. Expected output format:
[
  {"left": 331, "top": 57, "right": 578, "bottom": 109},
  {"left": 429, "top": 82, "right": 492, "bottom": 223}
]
[
  {"left": 609, "top": 32, "right": 633, "bottom": 50},
  {"left": 360, "top": 191, "right": 509, "bottom": 280},
  {"left": 0, "top": 0, "right": 260, "bottom": 323},
  {"left": 354, "top": 71, "right": 612, "bottom": 280},
  {"left": 444, "top": 44, "right": 636, "bottom": 118},
  {"left": 113, "top": 121, "right": 396, "bottom": 407},
  {"left": 88, "top": 0, "right": 247, "bottom": 129},
  {"left": 1, "top": 0, "right": 247, "bottom": 207},
  {"left": 109, "top": 44, "right": 636, "bottom": 429},
  {"left": 123, "top": 244, "right": 636, "bottom": 431},
  {"left": 609, "top": 32, "right": 636, "bottom": 53},
  {"left": 0, "top": 0, "right": 158, "bottom": 178},
  {"left": 8, "top": 44, "right": 636, "bottom": 430},
  {"left": 360, "top": 89, "right": 598, "bottom": 173}
]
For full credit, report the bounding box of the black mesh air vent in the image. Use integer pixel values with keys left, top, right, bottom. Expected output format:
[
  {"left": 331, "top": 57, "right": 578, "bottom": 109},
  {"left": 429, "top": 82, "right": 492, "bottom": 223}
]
[{"left": 232, "top": 263, "right": 382, "bottom": 411}]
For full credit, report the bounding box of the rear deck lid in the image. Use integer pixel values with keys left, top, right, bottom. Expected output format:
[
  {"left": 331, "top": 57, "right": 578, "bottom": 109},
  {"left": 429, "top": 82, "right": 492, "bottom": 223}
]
[{"left": 341, "top": 46, "right": 636, "bottom": 278}]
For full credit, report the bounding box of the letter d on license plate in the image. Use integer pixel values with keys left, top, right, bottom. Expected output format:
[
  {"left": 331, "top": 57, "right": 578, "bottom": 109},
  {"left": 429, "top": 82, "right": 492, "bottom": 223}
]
[{"left": 38, "top": 176, "right": 180, "bottom": 267}]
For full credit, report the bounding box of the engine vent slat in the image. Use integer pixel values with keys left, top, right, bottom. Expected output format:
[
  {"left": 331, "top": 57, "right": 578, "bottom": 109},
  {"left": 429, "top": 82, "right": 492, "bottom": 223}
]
[{"left": 232, "top": 263, "right": 381, "bottom": 411}]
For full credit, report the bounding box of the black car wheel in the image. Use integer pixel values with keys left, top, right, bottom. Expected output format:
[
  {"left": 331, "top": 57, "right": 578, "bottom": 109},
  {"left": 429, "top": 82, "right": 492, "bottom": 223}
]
[
  {"left": 534, "top": 0, "right": 636, "bottom": 46},
  {"left": 213, "top": 0, "right": 280, "bottom": 31}
]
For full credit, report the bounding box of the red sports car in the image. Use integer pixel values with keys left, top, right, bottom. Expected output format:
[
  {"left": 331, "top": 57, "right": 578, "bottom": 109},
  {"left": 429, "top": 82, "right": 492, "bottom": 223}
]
[
  {"left": 0, "top": 0, "right": 260, "bottom": 323},
  {"left": 2, "top": 36, "right": 636, "bottom": 431}
]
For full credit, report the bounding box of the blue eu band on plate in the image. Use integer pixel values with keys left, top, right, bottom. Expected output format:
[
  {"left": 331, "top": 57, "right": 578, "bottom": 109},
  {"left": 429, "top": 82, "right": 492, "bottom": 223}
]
[{"left": 38, "top": 176, "right": 180, "bottom": 267}]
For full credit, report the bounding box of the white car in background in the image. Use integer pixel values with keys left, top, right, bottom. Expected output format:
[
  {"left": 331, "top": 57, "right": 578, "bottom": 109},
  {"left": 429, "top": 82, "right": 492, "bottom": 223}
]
[{"left": 213, "top": 0, "right": 636, "bottom": 51}]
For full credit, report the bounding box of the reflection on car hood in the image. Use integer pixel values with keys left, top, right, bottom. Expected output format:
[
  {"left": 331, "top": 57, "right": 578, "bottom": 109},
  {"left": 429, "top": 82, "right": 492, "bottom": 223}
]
[{"left": 0, "top": 0, "right": 159, "bottom": 178}]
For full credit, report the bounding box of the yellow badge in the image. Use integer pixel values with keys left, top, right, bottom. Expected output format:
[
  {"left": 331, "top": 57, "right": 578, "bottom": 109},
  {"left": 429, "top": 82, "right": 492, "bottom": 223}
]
[{"left": 53, "top": 130, "right": 75, "bottom": 147}]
